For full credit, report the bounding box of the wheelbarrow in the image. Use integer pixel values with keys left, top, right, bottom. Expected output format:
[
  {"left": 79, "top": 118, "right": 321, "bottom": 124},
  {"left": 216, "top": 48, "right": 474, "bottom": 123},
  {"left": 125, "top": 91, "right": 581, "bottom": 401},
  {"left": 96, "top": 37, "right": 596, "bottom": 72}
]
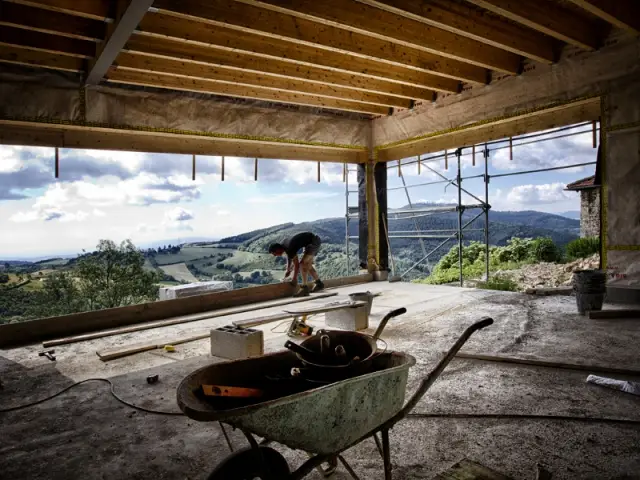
[{"left": 177, "top": 315, "right": 494, "bottom": 479}]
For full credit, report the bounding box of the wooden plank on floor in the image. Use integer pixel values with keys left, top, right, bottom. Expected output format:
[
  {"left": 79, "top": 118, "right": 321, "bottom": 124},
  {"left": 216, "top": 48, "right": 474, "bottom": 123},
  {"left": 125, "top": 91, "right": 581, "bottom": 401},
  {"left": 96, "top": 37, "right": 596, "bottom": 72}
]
[
  {"left": 97, "top": 333, "right": 211, "bottom": 361},
  {"left": 433, "top": 458, "right": 513, "bottom": 479},
  {"left": 43, "top": 292, "right": 338, "bottom": 347},
  {"left": 454, "top": 352, "right": 640, "bottom": 376},
  {"left": 588, "top": 309, "right": 640, "bottom": 319},
  {"left": 525, "top": 287, "right": 573, "bottom": 296}
]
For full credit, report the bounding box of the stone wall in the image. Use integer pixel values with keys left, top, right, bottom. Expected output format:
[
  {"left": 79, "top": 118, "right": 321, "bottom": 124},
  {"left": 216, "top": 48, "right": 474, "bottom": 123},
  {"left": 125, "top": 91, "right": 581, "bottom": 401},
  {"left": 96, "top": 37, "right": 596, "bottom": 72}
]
[{"left": 580, "top": 189, "right": 600, "bottom": 238}]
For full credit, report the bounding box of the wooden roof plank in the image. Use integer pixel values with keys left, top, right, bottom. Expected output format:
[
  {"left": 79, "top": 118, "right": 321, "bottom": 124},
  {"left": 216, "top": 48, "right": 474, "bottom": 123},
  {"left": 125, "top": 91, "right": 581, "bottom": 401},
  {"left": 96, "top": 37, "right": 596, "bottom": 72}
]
[
  {"left": 567, "top": 0, "right": 640, "bottom": 34},
  {"left": 358, "top": 0, "right": 555, "bottom": 64},
  {"left": 124, "top": 35, "right": 437, "bottom": 101},
  {"left": 137, "top": 12, "right": 463, "bottom": 91},
  {"left": 0, "top": 2, "right": 105, "bottom": 42},
  {"left": 105, "top": 68, "right": 392, "bottom": 116},
  {"left": 465, "top": 0, "right": 599, "bottom": 50},
  {"left": 5, "top": 0, "right": 111, "bottom": 21},
  {"left": 114, "top": 52, "right": 415, "bottom": 108},
  {"left": 239, "top": 0, "right": 522, "bottom": 73},
  {"left": 0, "top": 44, "right": 84, "bottom": 72},
  {"left": 152, "top": 0, "right": 490, "bottom": 83},
  {"left": 0, "top": 25, "right": 95, "bottom": 58},
  {"left": 86, "top": 0, "right": 155, "bottom": 85}
]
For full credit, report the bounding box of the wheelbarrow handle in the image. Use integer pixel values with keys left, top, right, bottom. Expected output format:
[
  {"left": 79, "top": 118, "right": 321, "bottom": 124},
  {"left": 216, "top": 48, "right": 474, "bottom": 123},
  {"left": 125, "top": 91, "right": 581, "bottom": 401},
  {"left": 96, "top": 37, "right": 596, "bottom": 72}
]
[
  {"left": 391, "top": 317, "right": 494, "bottom": 424},
  {"left": 373, "top": 307, "right": 407, "bottom": 341}
]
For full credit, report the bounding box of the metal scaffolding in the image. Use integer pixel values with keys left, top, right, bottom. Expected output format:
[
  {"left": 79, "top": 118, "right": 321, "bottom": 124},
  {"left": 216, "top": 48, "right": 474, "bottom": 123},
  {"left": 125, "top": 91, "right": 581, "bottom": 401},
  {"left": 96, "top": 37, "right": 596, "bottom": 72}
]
[{"left": 345, "top": 122, "right": 600, "bottom": 286}]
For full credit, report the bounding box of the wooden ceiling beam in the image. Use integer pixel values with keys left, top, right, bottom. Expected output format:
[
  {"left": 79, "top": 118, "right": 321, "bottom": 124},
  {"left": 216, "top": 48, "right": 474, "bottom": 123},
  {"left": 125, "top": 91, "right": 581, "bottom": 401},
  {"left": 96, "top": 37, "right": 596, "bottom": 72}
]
[
  {"left": 567, "top": 0, "right": 640, "bottom": 35},
  {"left": 0, "top": 121, "right": 367, "bottom": 164},
  {"left": 0, "top": 44, "right": 84, "bottom": 72},
  {"left": 114, "top": 52, "right": 416, "bottom": 108},
  {"left": 4, "top": 0, "right": 111, "bottom": 21},
  {"left": 124, "top": 35, "right": 437, "bottom": 101},
  {"left": 358, "top": 0, "right": 555, "bottom": 64},
  {"left": 152, "top": 0, "right": 490, "bottom": 84},
  {"left": 137, "top": 12, "right": 462, "bottom": 92},
  {"left": 465, "top": 0, "right": 599, "bottom": 50},
  {"left": 376, "top": 98, "right": 601, "bottom": 161},
  {"left": 238, "top": 0, "right": 521, "bottom": 73},
  {"left": 86, "top": 0, "right": 154, "bottom": 85},
  {"left": 0, "top": 25, "right": 95, "bottom": 58},
  {"left": 105, "top": 68, "right": 392, "bottom": 116},
  {"left": 0, "top": 2, "right": 105, "bottom": 42}
]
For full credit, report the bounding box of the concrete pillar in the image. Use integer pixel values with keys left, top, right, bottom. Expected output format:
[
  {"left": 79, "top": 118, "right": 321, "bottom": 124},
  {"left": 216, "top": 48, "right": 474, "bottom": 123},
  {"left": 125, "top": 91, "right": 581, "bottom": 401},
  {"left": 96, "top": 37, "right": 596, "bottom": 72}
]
[{"left": 603, "top": 77, "right": 640, "bottom": 302}]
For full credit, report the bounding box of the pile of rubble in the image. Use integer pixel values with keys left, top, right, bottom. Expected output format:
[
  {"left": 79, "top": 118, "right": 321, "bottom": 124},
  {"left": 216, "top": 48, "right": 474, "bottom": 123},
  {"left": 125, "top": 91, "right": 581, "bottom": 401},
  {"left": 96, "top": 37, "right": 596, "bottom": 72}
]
[{"left": 493, "top": 254, "right": 600, "bottom": 291}]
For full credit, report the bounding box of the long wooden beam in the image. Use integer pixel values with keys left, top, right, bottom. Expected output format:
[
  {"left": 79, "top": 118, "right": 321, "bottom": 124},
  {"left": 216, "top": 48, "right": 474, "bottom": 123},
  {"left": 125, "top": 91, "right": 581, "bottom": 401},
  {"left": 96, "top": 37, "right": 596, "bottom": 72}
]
[
  {"left": 240, "top": 0, "right": 521, "bottom": 74},
  {"left": 105, "top": 68, "right": 392, "bottom": 116},
  {"left": 114, "top": 52, "right": 414, "bottom": 108},
  {"left": 137, "top": 12, "right": 462, "bottom": 92},
  {"left": 152, "top": 0, "right": 490, "bottom": 84},
  {"left": 465, "top": 0, "right": 599, "bottom": 51},
  {"left": 358, "top": 0, "right": 555, "bottom": 64},
  {"left": 376, "top": 98, "right": 601, "bottom": 161},
  {"left": 0, "top": 120, "right": 368, "bottom": 164},
  {"left": 5, "top": 0, "right": 111, "bottom": 21},
  {"left": 0, "top": 25, "right": 95, "bottom": 58},
  {"left": 0, "top": 44, "right": 84, "bottom": 72},
  {"left": 0, "top": 2, "right": 104, "bottom": 42},
  {"left": 86, "top": 0, "right": 154, "bottom": 85},
  {"left": 567, "top": 0, "right": 640, "bottom": 35},
  {"left": 124, "top": 35, "right": 437, "bottom": 101}
]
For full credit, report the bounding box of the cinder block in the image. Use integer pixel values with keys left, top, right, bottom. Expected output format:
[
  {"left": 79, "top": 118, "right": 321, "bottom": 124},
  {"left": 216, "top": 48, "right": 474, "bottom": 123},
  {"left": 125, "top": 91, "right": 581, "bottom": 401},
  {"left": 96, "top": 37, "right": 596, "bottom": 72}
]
[
  {"left": 210, "top": 324, "right": 264, "bottom": 360},
  {"left": 325, "top": 305, "right": 369, "bottom": 331}
]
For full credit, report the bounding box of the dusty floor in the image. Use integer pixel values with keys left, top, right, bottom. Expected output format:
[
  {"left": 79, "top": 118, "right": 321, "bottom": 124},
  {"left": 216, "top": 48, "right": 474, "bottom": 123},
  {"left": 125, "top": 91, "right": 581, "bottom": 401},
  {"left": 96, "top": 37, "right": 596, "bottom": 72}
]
[{"left": 1, "top": 282, "right": 639, "bottom": 479}]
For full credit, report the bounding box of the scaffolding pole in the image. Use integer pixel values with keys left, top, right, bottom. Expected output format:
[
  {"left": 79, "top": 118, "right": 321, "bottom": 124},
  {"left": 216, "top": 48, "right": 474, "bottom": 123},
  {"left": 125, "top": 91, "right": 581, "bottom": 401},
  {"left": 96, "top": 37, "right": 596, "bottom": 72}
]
[
  {"left": 345, "top": 165, "right": 350, "bottom": 276},
  {"left": 456, "top": 149, "right": 464, "bottom": 287},
  {"left": 483, "top": 145, "right": 490, "bottom": 282}
]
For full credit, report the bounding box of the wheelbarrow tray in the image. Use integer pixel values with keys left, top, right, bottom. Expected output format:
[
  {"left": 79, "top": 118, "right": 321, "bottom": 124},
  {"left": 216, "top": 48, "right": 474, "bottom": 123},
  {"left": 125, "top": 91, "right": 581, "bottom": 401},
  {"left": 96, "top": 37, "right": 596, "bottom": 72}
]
[{"left": 177, "top": 350, "right": 416, "bottom": 455}]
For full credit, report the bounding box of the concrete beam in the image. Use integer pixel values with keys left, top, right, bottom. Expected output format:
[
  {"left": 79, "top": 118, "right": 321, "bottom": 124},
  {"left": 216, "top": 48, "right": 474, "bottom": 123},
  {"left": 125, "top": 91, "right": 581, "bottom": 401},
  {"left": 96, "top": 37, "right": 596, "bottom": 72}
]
[{"left": 86, "top": 0, "right": 154, "bottom": 85}]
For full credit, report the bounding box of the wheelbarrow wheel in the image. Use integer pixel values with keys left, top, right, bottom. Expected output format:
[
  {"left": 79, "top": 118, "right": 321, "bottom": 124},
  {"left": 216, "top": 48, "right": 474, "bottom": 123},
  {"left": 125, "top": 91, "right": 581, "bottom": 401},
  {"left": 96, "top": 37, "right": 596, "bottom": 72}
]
[{"left": 207, "top": 445, "right": 290, "bottom": 480}]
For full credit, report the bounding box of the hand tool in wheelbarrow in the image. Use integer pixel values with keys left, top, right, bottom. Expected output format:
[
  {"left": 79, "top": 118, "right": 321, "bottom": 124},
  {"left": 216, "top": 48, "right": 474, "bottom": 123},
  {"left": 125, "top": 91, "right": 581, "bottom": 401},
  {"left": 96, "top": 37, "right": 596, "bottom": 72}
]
[
  {"left": 287, "top": 307, "right": 407, "bottom": 381},
  {"left": 181, "top": 317, "right": 494, "bottom": 480}
]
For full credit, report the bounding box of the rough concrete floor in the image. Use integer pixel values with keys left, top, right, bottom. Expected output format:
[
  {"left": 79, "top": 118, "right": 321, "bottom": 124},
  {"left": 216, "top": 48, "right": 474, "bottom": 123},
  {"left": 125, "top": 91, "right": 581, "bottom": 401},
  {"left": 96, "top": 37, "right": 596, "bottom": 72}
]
[{"left": 1, "top": 283, "right": 639, "bottom": 479}]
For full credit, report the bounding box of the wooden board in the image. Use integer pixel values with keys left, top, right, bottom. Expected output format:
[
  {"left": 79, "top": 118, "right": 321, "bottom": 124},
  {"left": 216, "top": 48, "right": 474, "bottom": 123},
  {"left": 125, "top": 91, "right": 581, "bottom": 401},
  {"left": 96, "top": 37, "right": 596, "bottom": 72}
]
[
  {"left": 43, "top": 292, "right": 338, "bottom": 347},
  {"left": 455, "top": 352, "right": 640, "bottom": 376},
  {"left": 525, "top": 287, "right": 573, "bottom": 296},
  {"left": 283, "top": 300, "right": 366, "bottom": 315},
  {"left": 588, "top": 309, "right": 640, "bottom": 319},
  {"left": 97, "top": 333, "right": 211, "bottom": 361},
  {"left": 433, "top": 458, "right": 513, "bottom": 479}
]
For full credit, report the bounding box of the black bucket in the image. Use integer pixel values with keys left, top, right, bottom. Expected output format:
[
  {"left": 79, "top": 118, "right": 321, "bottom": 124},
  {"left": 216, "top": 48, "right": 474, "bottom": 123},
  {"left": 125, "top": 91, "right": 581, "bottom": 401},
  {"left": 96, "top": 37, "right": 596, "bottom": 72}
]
[{"left": 573, "top": 269, "right": 607, "bottom": 315}]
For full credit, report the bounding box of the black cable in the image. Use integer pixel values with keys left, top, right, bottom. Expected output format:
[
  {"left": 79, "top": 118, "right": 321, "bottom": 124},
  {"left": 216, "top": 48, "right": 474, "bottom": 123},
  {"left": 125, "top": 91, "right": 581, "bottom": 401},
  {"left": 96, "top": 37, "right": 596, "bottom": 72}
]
[
  {"left": 408, "top": 412, "right": 640, "bottom": 425},
  {"left": 0, "top": 378, "right": 183, "bottom": 415}
]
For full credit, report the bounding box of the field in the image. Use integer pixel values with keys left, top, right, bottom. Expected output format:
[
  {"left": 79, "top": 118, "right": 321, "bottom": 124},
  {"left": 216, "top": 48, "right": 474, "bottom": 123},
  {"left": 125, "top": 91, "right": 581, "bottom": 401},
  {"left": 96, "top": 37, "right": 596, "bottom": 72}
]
[
  {"left": 154, "top": 246, "right": 234, "bottom": 266},
  {"left": 159, "top": 263, "right": 199, "bottom": 283}
]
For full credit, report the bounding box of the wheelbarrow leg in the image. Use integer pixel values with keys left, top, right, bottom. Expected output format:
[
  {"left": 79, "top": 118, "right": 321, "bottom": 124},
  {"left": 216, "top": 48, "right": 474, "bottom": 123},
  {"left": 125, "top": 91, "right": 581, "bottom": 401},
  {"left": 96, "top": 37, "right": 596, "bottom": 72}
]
[{"left": 382, "top": 429, "right": 392, "bottom": 480}]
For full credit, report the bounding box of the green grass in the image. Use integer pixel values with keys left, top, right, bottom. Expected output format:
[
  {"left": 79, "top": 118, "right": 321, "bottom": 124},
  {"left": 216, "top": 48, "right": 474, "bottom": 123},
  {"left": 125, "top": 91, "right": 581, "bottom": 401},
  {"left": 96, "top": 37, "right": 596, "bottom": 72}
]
[
  {"left": 154, "top": 247, "right": 230, "bottom": 266},
  {"left": 35, "top": 258, "right": 70, "bottom": 267},
  {"left": 159, "top": 263, "right": 199, "bottom": 283},
  {"left": 476, "top": 275, "right": 518, "bottom": 292}
]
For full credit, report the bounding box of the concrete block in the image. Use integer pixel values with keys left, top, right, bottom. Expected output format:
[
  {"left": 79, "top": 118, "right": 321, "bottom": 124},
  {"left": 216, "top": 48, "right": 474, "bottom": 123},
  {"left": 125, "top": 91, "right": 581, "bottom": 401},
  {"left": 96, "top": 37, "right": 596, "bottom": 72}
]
[
  {"left": 325, "top": 305, "right": 369, "bottom": 331},
  {"left": 159, "top": 280, "right": 233, "bottom": 300},
  {"left": 210, "top": 324, "right": 264, "bottom": 360}
]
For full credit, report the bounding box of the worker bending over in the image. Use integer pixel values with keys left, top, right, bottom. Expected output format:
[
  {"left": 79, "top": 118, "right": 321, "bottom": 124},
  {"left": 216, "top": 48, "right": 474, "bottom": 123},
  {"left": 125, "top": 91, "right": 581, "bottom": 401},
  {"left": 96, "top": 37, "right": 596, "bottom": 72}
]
[{"left": 268, "top": 231, "right": 324, "bottom": 296}]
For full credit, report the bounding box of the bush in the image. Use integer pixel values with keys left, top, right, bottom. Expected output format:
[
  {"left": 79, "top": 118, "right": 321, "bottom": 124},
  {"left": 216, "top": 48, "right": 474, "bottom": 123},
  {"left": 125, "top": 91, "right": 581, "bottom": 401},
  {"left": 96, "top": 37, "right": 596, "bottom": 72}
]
[
  {"left": 0, "top": 273, "right": 9, "bottom": 284},
  {"left": 566, "top": 237, "right": 600, "bottom": 260},
  {"left": 476, "top": 275, "right": 518, "bottom": 292},
  {"left": 530, "top": 237, "right": 560, "bottom": 263}
]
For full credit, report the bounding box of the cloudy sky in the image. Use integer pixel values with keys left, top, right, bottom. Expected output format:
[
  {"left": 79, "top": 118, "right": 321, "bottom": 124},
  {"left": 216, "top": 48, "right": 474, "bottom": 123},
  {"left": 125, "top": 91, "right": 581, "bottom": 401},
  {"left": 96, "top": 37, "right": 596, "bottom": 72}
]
[{"left": 0, "top": 123, "right": 597, "bottom": 259}]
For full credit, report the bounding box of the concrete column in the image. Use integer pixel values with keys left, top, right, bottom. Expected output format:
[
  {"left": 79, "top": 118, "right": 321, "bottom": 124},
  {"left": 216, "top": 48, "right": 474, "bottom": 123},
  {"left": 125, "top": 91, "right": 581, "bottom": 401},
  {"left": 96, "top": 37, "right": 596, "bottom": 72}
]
[{"left": 603, "top": 77, "right": 640, "bottom": 302}]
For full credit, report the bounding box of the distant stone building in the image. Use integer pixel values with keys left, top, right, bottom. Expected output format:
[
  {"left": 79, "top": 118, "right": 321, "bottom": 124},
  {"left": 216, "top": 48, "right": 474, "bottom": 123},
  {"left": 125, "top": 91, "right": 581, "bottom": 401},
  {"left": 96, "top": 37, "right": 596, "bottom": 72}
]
[{"left": 565, "top": 175, "right": 601, "bottom": 238}]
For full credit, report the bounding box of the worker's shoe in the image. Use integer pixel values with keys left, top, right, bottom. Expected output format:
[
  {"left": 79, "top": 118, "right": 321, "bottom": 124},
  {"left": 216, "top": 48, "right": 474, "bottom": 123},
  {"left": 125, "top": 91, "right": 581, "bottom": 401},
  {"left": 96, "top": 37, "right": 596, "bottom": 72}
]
[
  {"left": 293, "top": 285, "right": 310, "bottom": 297},
  {"left": 313, "top": 279, "right": 325, "bottom": 292}
]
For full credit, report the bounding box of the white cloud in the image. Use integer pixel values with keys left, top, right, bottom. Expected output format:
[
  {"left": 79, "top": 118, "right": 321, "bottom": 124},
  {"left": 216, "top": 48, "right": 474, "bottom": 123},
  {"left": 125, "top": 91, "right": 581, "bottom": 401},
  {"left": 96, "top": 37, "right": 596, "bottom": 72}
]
[
  {"left": 93, "top": 209, "right": 106, "bottom": 217},
  {"left": 505, "top": 182, "right": 571, "bottom": 205},
  {"left": 165, "top": 207, "right": 194, "bottom": 222},
  {"left": 216, "top": 210, "right": 231, "bottom": 216},
  {"left": 246, "top": 191, "right": 339, "bottom": 204}
]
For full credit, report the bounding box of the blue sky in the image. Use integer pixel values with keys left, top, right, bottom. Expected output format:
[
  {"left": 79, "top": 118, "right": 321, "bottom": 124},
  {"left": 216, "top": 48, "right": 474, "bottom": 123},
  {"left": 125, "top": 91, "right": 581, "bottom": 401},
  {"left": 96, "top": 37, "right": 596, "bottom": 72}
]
[{"left": 0, "top": 123, "right": 596, "bottom": 258}]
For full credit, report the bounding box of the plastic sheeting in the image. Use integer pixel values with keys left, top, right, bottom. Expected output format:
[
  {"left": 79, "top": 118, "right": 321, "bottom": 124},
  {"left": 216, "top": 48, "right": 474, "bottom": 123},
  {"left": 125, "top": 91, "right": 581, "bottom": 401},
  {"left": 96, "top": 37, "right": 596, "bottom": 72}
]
[
  {"left": 373, "top": 34, "right": 640, "bottom": 148},
  {"left": 0, "top": 65, "right": 370, "bottom": 148}
]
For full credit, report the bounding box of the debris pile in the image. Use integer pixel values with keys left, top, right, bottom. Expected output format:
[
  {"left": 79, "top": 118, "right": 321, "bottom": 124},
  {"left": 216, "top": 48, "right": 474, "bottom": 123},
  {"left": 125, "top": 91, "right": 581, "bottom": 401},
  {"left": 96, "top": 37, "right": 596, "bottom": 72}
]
[{"left": 493, "top": 254, "right": 600, "bottom": 291}]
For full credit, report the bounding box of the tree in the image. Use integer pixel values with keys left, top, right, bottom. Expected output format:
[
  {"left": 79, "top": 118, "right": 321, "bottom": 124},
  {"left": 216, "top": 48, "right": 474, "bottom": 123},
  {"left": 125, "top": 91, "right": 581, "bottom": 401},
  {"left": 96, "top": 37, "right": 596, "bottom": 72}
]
[
  {"left": 36, "top": 271, "right": 82, "bottom": 317},
  {"left": 0, "top": 273, "right": 8, "bottom": 284},
  {"left": 75, "top": 239, "right": 160, "bottom": 310}
]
